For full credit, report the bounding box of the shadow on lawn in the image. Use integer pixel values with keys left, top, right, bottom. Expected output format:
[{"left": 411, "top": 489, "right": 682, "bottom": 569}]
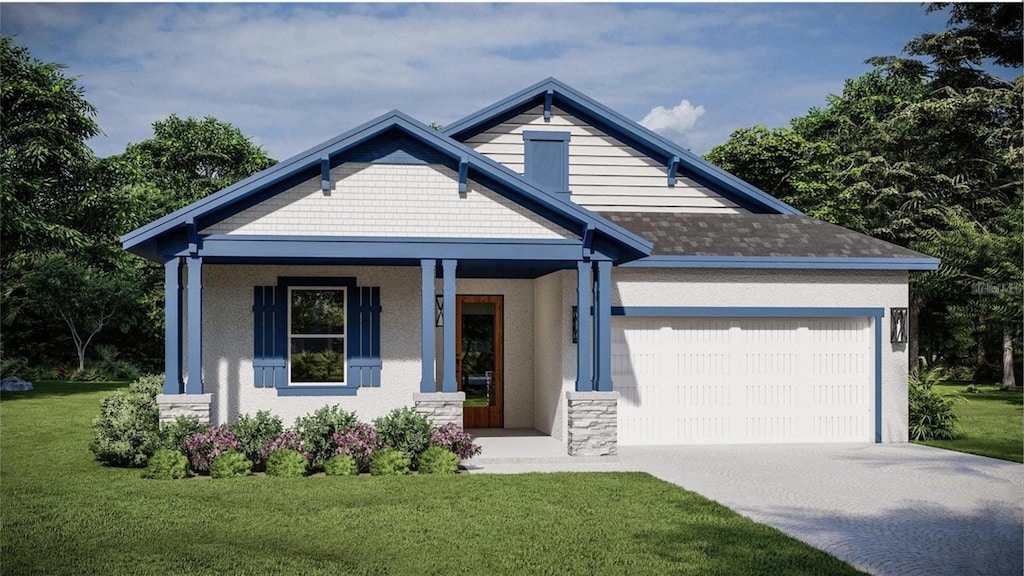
[{"left": 0, "top": 380, "right": 127, "bottom": 402}]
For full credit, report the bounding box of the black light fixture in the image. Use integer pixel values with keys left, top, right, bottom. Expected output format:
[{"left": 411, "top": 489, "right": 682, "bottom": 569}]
[
  {"left": 571, "top": 306, "right": 578, "bottom": 344},
  {"left": 890, "top": 308, "right": 908, "bottom": 343},
  {"left": 435, "top": 295, "right": 444, "bottom": 327}
]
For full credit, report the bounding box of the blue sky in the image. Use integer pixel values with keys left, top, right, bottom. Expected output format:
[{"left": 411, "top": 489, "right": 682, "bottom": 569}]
[{"left": 1, "top": 3, "right": 963, "bottom": 159}]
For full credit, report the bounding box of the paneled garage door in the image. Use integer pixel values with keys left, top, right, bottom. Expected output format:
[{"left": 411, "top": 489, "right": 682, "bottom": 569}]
[{"left": 614, "top": 316, "right": 875, "bottom": 445}]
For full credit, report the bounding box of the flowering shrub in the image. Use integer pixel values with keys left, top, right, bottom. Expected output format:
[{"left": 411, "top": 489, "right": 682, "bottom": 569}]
[
  {"left": 184, "top": 425, "right": 242, "bottom": 473},
  {"left": 331, "top": 423, "right": 382, "bottom": 472},
  {"left": 230, "top": 410, "right": 284, "bottom": 469},
  {"left": 293, "top": 405, "right": 358, "bottom": 469},
  {"left": 429, "top": 423, "right": 481, "bottom": 461},
  {"left": 260, "top": 431, "right": 309, "bottom": 462}
]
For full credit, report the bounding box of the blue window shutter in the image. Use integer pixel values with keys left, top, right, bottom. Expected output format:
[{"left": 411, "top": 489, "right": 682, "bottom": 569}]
[
  {"left": 252, "top": 286, "right": 287, "bottom": 388},
  {"left": 348, "top": 286, "right": 382, "bottom": 387},
  {"left": 524, "top": 131, "right": 570, "bottom": 195}
]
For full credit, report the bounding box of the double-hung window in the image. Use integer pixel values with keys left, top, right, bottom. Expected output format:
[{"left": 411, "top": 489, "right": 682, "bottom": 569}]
[{"left": 288, "top": 287, "right": 346, "bottom": 385}]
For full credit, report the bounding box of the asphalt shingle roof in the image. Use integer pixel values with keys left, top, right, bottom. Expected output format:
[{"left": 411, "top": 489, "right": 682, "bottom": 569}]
[{"left": 600, "top": 212, "right": 928, "bottom": 259}]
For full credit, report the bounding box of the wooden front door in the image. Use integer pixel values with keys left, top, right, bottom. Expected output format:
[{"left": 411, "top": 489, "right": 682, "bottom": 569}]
[{"left": 456, "top": 295, "right": 503, "bottom": 428}]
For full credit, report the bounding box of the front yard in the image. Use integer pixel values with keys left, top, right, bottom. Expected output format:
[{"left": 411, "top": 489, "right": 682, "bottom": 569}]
[
  {"left": 915, "top": 381, "right": 1023, "bottom": 463},
  {"left": 0, "top": 381, "right": 862, "bottom": 575}
]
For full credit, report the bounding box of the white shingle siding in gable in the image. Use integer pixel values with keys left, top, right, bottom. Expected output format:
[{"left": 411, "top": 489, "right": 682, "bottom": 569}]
[
  {"left": 202, "top": 163, "right": 575, "bottom": 239},
  {"left": 463, "top": 105, "right": 745, "bottom": 214}
]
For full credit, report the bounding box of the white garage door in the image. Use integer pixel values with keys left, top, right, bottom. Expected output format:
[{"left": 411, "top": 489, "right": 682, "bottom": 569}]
[{"left": 615, "top": 316, "right": 874, "bottom": 445}]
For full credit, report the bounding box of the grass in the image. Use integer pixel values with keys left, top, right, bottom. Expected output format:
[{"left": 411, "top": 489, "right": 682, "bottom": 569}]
[
  {"left": 915, "top": 380, "right": 1023, "bottom": 463},
  {"left": 1, "top": 381, "right": 863, "bottom": 576}
]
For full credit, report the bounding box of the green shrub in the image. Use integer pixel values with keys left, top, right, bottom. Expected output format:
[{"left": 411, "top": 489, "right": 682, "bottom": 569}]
[
  {"left": 324, "top": 454, "right": 358, "bottom": 477},
  {"left": 95, "top": 345, "right": 142, "bottom": 381},
  {"left": 909, "top": 358, "right": 961, "bottom": 441},
  {"left": 230, "top": 410, "right": 284, "bottom": 469},
  {"left": 66, "top": 366, "right": 106, "bottom": 382},
  {"left": 374, "top": 407, "right": 432, "bottom": 468},
  {"left": 141, "top": 449, "right": 189, "bottom": 480},
  {"left": 369, "top": 448, "right": 411, "bottom": 476},
  {"left": 160, "top": 415, "right": 207, "bottom": 453},
  {"left": 209, "top": 450, "right": 253, "bottom": 479},
  {"left": 265, "top": 448, "right": 308, "bottom": 477},
  {"left": 417, "top": 446, "right": 459, "bottom": 475},
  {"left": 294, "top": 405, "right": 357, "bottom": 470},
  {"left": 89, "top": 375, "right": 162, "bottom": 467}
]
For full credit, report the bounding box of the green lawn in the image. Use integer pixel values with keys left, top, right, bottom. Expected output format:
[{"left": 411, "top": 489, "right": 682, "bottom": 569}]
[
  {"left": 916, "top": 381, "right": 1023, "bottom": 463},
  {"left": 0, "top": 381, "right": 863, "bottom": 576}
]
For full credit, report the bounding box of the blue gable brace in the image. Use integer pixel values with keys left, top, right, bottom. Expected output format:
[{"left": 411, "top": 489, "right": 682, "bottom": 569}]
[
  {"left": 320, "top": 153, "right": 331, "bottom": 193},
  {"left": 458, "top": 157, "right": 469, "bottom": 194},
  {"left": 443, "top": 77, "right": 802, "bottom": 216},
  {"left": 122, "top": 108, "right": 652, "bottom": 264},
  {"left": 544, "top": 89, "right": 553, "bottom": 122},
  {"left": 667, "top": 156, "right": 680, "bottom": 188}
]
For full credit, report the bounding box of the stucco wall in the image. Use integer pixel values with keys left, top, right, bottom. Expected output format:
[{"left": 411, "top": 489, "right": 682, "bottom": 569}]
[
  {"left": 202, "top": 163, "right": 573, "bottom": 239},
  {"left": 200, "top": 264, "right": 422, "bottom": 426},
  {"left": 532, "top": 270, "right": 565, "bottom": 439},
  {"left": 611, "top": 268, "right": 911, "bottom": 442}
]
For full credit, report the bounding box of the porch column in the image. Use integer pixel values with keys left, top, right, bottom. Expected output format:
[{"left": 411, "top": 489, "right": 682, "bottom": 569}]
[
  {"left": 441, "top": 259, "right": 458, "bottom": 393},
  {"left": 186, "top": 256, "right": 203, "bottom": 394},
  {"left": 163, "top": 257, "right": 183, "bottom": 394},
  {"left": 575, "top": 260, "right": 593, "bottom": 391},
  {"left": 420, "top": 259, "right": 436, "bottom": 393},
  {"left": 594, "top": 260, "right": 613, "bottom": 392}
]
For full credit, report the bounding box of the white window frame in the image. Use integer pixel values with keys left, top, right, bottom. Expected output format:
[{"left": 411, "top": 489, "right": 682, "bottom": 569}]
[{"left": 287, "top": 286, "right": 347, "bottom": 386}]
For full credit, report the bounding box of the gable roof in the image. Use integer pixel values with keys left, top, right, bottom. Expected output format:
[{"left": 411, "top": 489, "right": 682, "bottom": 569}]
[
  {"left": 442, "top": 77, "right": 802, "bottom": 216},
  {"left": 604, "top": 212, "right": 940, "bottom": 270},
  {"left": 121, "top": 110, "right": 653, "bottom": 261}
]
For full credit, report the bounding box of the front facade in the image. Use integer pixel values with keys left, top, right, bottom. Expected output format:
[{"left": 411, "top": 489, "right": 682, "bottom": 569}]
[{"left": 123, "top": 78, "right": 938, "bottom": 456}]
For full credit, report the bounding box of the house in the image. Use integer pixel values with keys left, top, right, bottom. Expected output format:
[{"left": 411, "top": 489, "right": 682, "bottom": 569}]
[{"left": 121, "top": 78, "right": 938, "bottom": 456}]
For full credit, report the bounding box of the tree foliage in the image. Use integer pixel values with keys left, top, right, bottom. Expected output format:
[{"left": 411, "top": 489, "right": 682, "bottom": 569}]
[{"left": 707, "top": 3, "right": 1022, "bottom": 383}]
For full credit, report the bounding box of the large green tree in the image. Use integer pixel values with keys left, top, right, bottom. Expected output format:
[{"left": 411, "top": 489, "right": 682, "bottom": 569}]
[{"left": 707, "top": 3, "right": 1022, "bottom": 385}]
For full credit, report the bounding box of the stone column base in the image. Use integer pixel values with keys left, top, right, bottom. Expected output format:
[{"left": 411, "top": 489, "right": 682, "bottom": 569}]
[
  {"left": 566, "top": 391, "right": 619, "bottom": 456},
  {"left": 414, "top": 392, "right": 465, "bottom": 427},
  {"left": 156, "top": 393, "right": 213, "bottom": 424}
]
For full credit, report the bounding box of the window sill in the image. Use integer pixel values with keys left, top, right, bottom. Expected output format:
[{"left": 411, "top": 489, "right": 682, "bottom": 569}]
[{"left": 276, "top": 386, "right": 359, "bottom": 396}]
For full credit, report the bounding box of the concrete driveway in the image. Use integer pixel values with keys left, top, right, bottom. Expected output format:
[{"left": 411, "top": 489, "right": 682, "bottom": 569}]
[{"left": 469, "top": 442, "right": 1023, "bottom": 576}]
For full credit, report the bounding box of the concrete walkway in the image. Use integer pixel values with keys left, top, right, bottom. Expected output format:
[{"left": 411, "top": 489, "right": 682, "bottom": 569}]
[{"left": 466, "top": 442, "right": 1023, "bottom": 576}]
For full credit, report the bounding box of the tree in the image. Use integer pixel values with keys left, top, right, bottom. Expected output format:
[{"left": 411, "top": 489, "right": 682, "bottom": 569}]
[
  {"left": 0, "top": 37, "right": 100, "bottom": 260},
  {"left": 706, "top": 3, "right": 1022, "bottom": 384},
  {"left": 3, "top": 254, "right": 140, "bottom": 371}
]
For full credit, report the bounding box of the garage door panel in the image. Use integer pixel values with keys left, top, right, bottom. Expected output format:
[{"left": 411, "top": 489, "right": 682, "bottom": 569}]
[{"left": 616, "top": 316, "right": 874, "bottom": 445}]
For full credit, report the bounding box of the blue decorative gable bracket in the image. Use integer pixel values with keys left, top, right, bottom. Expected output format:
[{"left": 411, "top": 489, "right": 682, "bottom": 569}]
[{"left": 320, "top": 153, "right": 331, "bottom": 194}]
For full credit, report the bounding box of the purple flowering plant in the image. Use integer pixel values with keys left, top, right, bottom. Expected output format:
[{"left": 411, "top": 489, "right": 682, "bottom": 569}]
[
  {"left": 332, "top": 423, "right": 382, "bottom": 472},
  {"left": 184, "top": 425, "right": 242, "bottom": 473},
  {"left": 429, "top": 423, "right": 481, "bottom": 461},
  {"left": 260, "top": 431, "right": 310, "bottom": 462}
]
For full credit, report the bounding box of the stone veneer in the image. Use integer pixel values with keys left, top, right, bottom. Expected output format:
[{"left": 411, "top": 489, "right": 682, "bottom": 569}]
[
  {"left": 156, "top": 394, "right": 213, "bottom": 424},
  {"left": 413, "top": 392, "right": 465, "bottom": 427},
  {"left": 566, "top": 391, "right": 619, "bottom": 456}
]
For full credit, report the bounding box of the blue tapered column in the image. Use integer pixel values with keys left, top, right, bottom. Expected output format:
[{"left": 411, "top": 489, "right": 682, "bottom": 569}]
[
  {"left": 594, "top": 260, "right": 613, "bottom": 392},
  {"left": 441, "top": 259, "right": 458, "bottom": 393},
  {"left": 164, "top": 257, "right": 183, "bottom": 394},
  {"left": 420, "top": 259, "right": 436, "bottom": 393},
  {"left": 575, "top": 260, "right": 594, "bottom": 391},
  {"left": 186, "top": 256, "right": 203, "bottom": 394}
]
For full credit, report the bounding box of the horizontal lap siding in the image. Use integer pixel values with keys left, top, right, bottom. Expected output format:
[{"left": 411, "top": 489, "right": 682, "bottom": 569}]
[
  {"left": 463, "top": 105, "right": 744, "bottom": 214},
  {"left": 203, "top": 163, "right": 575, "bottom": 239}
]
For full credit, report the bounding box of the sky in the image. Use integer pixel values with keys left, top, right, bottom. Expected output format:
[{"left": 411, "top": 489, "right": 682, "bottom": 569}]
[{"left": 1, "top": 2, "right": 967, "bottom": 160}]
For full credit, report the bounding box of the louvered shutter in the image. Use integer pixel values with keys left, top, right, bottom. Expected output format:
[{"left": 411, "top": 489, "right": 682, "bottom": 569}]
[{"left": 524, "top": 132, "right": 570, "bottom": 195}]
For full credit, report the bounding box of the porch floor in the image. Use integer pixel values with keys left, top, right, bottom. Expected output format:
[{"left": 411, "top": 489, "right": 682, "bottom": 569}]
[{"left": 464, "top": 428, "right": 615, "bottom": 467}]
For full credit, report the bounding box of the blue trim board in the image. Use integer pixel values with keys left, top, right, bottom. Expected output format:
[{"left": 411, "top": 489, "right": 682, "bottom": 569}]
[
  {"left": 420, "top": 259, "right": 436, "bottom": 393},
  {"left": 441, "top": 259, "right": 457, "bottom": 393},
  {"left": 611, "top": 306, "right": 885, "bottom": 318},
  {"left": 442, "top": 77, "right": 801, "bottom": 216},
  {"left": 594, "top": 261, "right": 612, "bottom": 392},
  {"left": 277, "top": 386, "right": 358, "bottom": 397},
  {"left": 620, "top": 255, "right": 941, "bottom": 271},
  {"left": 610, "top": 305, "right": 885, "bottom": 443},
  {"left": 186, "top": 256, "right": 203, "bottom": 394},
  {"left": 121, "top": 108, "right": 652, "bottom": 263}
]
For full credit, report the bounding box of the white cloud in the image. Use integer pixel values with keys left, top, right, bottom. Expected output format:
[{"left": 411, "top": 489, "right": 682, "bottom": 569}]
[{"left": 639, "top": 100, "right": 706, "bottom": 141}]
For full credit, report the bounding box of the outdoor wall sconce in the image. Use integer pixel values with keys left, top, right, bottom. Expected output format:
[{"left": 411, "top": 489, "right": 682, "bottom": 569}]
[
  {"left": 571, "top": 306, "right": 578, "bottom": 344},
  {"left": 890, "top": 307, "right": 908, "bottom": 343},
  {"left": 435, "top": 295, "right": 444, "bottom": 327}
]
